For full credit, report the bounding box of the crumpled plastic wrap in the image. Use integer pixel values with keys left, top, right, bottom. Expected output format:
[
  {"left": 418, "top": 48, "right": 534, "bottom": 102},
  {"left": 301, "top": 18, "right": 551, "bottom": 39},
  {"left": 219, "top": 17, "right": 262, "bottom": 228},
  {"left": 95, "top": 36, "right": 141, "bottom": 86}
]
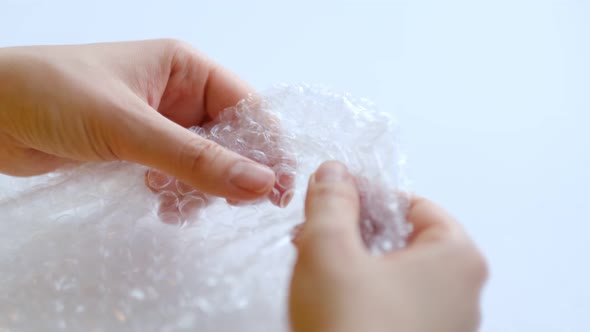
[{"left": 0, "top": 84, "right": 410, "bottom": 332}]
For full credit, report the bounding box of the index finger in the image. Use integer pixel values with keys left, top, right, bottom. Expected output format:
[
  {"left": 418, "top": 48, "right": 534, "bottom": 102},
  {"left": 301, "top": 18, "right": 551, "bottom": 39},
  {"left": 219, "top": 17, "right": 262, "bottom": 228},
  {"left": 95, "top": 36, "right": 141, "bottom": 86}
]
[
  {"left": 405, "top": 195, "right": 468, "bottom": 246},
  {"left": 202, "top": 60, "right": 254, "bottom": 119}
]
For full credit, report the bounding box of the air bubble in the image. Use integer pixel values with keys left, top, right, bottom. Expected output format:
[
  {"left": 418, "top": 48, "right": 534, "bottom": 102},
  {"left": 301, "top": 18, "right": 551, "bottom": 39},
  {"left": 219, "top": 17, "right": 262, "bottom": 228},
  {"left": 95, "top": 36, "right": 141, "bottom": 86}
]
[
  {"left": 158, "top": 212, "right": 182, "bottom": 226},
  {"left": 190, "top": 127, "right": 209, "bottom": 138},
  {"left": 249, "top": 150, "right": 269, "bottom": 164},
  {"left": 146, "top": 169, "right": 173, "bottom": 190},
  {"left": 279, "top": 189, "right": 294, "bottom": 208},
  {"left": 179, "top": 196, "right": 207, "bottom": 218},
  {"left": 175, "top": 180, "right": 197, "bottom": 195},
  {"left": 267, "top": 187, "right": 281, "bottom": 207}
]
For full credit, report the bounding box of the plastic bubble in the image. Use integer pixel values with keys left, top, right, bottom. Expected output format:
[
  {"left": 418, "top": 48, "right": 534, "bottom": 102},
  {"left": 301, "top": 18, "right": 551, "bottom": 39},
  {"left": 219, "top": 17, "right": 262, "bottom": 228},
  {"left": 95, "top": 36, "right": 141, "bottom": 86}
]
[
  {"left": 146, "top": 169, "right": 173, "bottom": 190},
  {"left": 157, "top": 191, "right": 179, "bottom": 212},
  {"left": 175, "top": 180, "right": 197, "bottom": 196},
  {"left": 0, "top": 84, "right": 410, "bottom": 331},
  {"left": 179, "top": 195, "right": 207, "bottom": 218}
]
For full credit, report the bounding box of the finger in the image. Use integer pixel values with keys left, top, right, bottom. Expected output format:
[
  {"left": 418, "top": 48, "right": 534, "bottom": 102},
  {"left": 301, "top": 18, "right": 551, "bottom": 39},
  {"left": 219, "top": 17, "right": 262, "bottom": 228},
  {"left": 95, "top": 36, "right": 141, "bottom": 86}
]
[
  {"left": 194, "top": 53, "right": 297, "bottom": 207},
  {"left": 157, "top": 42, "right": 295, "bottom": 205},
  {"left": 202, "top": 61, "right": 254, "bottom": 118},
  {"left": 158, "top": 41, "right": 254, "bottom": 126},
  {"left": 121, "top": 108, "right": 276, "bottom": 201},
  {"left": 201, "top": 96, "right": 297, "bottom": 208},
  {"left": 405, "top": 195, "right": 468, "bottom": 246},
  {"left": 402, "top": 195, "right": 489, "bottom": 289},
  {"left": 297, "top": 161, "right": 364, "bottom": 253}
]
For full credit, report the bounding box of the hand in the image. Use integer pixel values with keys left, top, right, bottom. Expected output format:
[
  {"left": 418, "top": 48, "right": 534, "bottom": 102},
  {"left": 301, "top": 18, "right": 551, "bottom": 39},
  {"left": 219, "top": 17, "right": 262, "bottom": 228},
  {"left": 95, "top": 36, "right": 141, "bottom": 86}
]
[
  {"left": 0, "top": 39, "right": 276, "bottom": 202},
  {"left": 289, "top": 161, "right": 488, "bottom": 332}
]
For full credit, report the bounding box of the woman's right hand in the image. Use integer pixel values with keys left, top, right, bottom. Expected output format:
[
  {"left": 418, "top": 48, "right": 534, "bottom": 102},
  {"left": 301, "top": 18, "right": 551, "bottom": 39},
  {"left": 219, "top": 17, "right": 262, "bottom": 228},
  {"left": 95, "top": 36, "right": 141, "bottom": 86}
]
[{"left": 289, "top": 161, "right": 488, "bottom": 332}]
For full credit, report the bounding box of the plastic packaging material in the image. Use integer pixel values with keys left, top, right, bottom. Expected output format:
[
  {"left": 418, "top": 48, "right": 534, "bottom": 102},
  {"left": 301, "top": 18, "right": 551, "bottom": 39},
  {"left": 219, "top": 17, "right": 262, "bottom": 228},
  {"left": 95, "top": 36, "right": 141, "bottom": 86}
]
[
  {"left": 145, "top": 97, "right": 297, "bottom": 225},
  {"left": 148, "top": 85, "right": 411, "bottom": 253},
  {"left": 0, "top": 84, "right": 410, "bottom": 331}
]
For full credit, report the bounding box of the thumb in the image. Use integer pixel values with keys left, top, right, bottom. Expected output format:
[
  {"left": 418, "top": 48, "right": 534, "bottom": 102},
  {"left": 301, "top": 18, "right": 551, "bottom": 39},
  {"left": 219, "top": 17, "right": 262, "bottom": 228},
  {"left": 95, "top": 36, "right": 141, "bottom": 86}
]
[
  {"left": 117, "top": 109, "right": 276, "bottom": 201},
  {"left": 299, "top": 161, "right": 364, "bottom": 253}
]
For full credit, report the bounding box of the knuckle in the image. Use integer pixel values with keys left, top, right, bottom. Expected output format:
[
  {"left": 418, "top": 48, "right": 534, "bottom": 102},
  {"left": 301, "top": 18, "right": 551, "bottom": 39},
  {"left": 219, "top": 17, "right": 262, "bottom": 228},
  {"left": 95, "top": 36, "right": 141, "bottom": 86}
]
[
  {"left": 467, "top": 247, "right": 489, "bottom": 285},
  {"left": 159, "top": 38, "right": 208, "bottom": 70},
  {"left": 451, "top": 242, "right": 489, "bottom": 286},
  {"left": 160, "top": 38, "right": 190, "bottom": 52},
  {"left": 310, "top": 183, "right": 359, "bottom": 206},
  {"left": 165, "top": 38, "right": 207, "bottom": 63}
]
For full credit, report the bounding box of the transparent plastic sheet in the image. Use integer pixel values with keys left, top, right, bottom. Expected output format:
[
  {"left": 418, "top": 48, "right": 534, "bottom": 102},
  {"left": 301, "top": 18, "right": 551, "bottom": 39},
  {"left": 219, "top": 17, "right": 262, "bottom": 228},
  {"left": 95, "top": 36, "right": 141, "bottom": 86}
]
[{"left": 0, "top": 84, "right": 410, "bottom": 331}]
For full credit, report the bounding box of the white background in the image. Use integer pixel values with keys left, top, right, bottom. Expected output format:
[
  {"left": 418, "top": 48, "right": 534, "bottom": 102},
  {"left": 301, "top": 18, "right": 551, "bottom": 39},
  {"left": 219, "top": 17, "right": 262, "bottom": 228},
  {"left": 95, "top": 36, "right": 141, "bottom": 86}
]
[{"left": 1, "top": 0, "right": 589, "bottom": 331}]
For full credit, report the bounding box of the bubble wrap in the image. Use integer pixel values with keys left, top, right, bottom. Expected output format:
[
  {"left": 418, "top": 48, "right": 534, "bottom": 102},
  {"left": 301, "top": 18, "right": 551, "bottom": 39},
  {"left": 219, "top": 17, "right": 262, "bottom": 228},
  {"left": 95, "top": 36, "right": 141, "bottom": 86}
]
[{"left": 0, "top": 84, "right": 410, "bottom": 332}]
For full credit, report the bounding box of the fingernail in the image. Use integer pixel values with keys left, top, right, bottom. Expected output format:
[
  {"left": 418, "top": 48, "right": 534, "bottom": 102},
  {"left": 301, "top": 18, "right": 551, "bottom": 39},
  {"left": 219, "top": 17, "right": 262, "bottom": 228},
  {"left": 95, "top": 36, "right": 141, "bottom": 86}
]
[
  {"left": 229, "top": 161, "right": 275, "bottom": 194},
  {"left": 314, "top": 161, "right": 348, "bottom": 183}
]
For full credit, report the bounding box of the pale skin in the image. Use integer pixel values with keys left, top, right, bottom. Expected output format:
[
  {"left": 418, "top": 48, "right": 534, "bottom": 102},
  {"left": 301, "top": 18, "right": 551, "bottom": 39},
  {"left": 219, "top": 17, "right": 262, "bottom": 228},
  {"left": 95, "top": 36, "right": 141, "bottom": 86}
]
[
  {"left": 0, "top": 40, "right": 487, "bottom": 332},
  {"left": 291, "top": 161, "right": 487, "bottom": 332}
]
